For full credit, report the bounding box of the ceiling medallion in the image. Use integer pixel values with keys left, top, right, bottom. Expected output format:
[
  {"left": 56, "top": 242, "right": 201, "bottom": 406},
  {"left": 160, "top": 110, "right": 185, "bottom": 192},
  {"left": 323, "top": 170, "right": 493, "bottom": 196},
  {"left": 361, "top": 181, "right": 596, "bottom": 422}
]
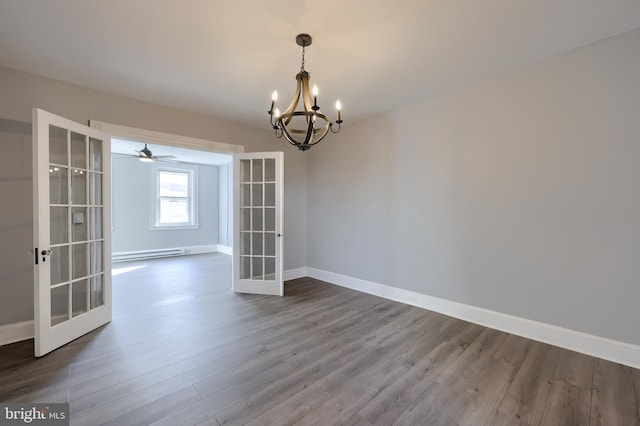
[{"left": 268, "top": 34, "right": 343, "bottom": 151}]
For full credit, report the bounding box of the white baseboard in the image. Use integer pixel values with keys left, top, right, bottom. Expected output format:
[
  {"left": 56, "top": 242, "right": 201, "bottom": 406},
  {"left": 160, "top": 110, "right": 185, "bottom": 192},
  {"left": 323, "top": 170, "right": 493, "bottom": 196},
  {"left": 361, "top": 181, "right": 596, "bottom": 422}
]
[
  {"left": 0, "top": 320, "right": 34, "bottom": 347},
  {"left": 185, "top": 244, "right": 219, "bottom": 255},
  {"left": 284, "top": 267, "right": 309, "bottom": 282},
  {"left": 306, "top": 267, "right": 640, "bottom": 369},
  {"left": 216, "top": 245, "right": 232, "bottom": 255}
]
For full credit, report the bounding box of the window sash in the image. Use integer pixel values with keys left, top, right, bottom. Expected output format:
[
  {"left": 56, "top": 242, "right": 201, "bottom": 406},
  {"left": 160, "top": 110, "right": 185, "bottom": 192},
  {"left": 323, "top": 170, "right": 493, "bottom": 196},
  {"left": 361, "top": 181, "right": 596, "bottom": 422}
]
[{"left": 153, "top": 166, "right": 197, "bottom": 229}]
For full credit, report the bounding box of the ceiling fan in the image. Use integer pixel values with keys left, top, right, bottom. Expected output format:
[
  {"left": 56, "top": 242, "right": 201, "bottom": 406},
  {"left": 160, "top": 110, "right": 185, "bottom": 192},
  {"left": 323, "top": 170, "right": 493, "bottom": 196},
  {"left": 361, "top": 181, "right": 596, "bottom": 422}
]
[{"left": 135, "top": 143, "right": 177, "bottom": 162}]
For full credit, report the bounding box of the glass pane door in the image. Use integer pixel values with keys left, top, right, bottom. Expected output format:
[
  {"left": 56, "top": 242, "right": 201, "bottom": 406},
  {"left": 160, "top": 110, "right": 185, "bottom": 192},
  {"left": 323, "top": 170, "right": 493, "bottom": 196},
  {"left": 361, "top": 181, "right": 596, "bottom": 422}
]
[
  {"left": 33, "top": 109, "right": 111, "bottom": 357},
  {"left": 233, "top": 152, "right": 283, "bottom": 296}
]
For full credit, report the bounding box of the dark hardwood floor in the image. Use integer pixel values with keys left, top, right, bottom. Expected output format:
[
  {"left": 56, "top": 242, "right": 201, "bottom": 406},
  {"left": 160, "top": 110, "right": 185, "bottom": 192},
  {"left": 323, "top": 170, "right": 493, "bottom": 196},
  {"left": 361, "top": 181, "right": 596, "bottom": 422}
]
[{"left": 1, "top": 253, "right": 639, "bottom": 425}]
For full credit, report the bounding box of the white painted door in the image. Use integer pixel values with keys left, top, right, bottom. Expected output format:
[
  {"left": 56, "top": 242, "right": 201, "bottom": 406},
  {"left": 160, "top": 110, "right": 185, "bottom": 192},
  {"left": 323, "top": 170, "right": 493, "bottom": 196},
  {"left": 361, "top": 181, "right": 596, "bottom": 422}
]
[
  {"left": 233, "top": 152, "right": 284, "bottom": 296},
  {"left": 33, "top": 109, "right": 112, "bottom": 357}
]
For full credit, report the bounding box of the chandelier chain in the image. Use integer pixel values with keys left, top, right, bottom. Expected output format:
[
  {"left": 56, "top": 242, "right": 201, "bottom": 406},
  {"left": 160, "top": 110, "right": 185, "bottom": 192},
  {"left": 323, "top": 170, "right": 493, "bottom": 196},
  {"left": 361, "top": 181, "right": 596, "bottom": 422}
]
[{"left": 300, "top": 45, "right": 306, "bottom": 72}]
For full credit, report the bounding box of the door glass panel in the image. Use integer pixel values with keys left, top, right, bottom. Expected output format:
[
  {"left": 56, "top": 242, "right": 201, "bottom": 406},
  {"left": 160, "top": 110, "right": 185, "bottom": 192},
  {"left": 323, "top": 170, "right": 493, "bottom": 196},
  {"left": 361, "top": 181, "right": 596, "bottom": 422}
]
[
  {"left": 90, "top": 275, "right": 104, "bottom": 309},
  {"left": 51, "top": 285, "right": 69, "bottom": 326},
  {"left": 49, "top": 125, "right": 68, "bottom": 166},
  {"left": 241, "top": 208, "right": 250, "bottom": 231},
  {"left": 265, "top": 158, "right": 275, "bottom": 182},
  {"left": 72, "top": 243, "right": 88, "bottom": 280},
  {"left": 265, "top": 183, "right": 276, "bottom": 207},
  {"left": 90, "top": 241, "right": 103, "bottom": 274},
  {"left": 265, "top": 208, "right": 275, "bottom": 232},
  {"left": 50, "top": 246, "right": 69, "bottom": 285},
  {"left": 71, "top": 207, "right": 87, "bottom": 242},
  {"left": 70, "top": 132, "right": 87, "bottom": 169},
  {"left": 252, "top": 233, "right": 263, "bottom": 256},
  {"left": 49, "top": 167, "right": 68, "bottom": 204},
  {"left": 265, "top": 233, "right": 276, "bottom": 256},
  {"left": 50, "top": 207, "right": 68, "bottom": 245},
  {"left": 89, "top": 172, "right": 102, "bottom": 205},
  {"left": 252, "top": 183, "right": 263, "bottom": 207},
  {"left": 71, "top": 169, "right": 87, "bottom": 205},
  {"left": 89, "top": 207, "right": 103, "bottom": 239},
  {"left": 252, "top": 208, "right": 263, "bottom": 231},
  {"left": 252, "top": 257, "right": 263, "bottom": 280},
  {"left": 240, "top": 183, "right": 251, "bottom": 207},
  {"left": 241, "top": 159, "right": 251, "bottom": 182},
  {"left": 89, "top": 137, "right": 102, "bottom": 171},
  {"left": 240, "top": 256, "right": 250, "bottom": 279},
  {"left": 240, "top": 232, "right": 250, "bottom": 255},
  {"left": 265, "top": 257, "right": 276, "bottom": 280},
  {"left": 252, "top": 159, "right": 263, "bottom": 182},
  {"left": 72, "top": 279, "right": 88, "bottom": 317}
]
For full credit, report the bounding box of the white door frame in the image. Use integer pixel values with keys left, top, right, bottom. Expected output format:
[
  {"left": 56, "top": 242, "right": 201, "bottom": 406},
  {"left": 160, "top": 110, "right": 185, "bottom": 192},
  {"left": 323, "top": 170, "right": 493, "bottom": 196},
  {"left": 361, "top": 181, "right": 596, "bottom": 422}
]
[
  {"left": 90, "top": 120, "right": 243, "bottom": 256},
  {"left": 88, "top": 121, "right": 244, "bottom": 155}
]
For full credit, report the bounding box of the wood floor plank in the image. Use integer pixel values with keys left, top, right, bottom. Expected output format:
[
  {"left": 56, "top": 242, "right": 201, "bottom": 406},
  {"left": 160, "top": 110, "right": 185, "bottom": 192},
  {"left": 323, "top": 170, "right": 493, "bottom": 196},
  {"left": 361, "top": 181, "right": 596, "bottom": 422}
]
[
  {"left": 356, "top": 332, "right": 470, "bottom": 424},
  {"left": 590, "top": 358, "right": 640, "bottom": 426},
  {"left": 101, "top": 385, "right": 202, "bottom": 426},
  {"left": 0, "top": 253, "right": 637, "bottom": 425},
  {"left": 492, "top": 340, "right": 561, "bottom": 425},
  {"left": 390, "top": 328, "right": 512, "bottom": 425},
  {"left": 539, "top": 350, "right": 594, "bottom": 426}
]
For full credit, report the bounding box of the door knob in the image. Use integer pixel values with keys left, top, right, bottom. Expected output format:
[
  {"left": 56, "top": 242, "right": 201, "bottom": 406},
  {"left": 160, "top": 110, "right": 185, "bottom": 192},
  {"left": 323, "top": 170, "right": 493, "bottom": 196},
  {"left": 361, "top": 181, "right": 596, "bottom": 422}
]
[{"left": 41, "top": 249, "right": 51, "bottom": 256}]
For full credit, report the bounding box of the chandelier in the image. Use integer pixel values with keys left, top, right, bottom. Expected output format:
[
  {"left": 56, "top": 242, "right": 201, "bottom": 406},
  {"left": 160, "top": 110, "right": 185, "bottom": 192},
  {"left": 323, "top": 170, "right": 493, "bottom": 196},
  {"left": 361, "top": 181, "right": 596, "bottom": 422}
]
[{"left": 268, "top": 34, "right": 343, "bottom": 151}]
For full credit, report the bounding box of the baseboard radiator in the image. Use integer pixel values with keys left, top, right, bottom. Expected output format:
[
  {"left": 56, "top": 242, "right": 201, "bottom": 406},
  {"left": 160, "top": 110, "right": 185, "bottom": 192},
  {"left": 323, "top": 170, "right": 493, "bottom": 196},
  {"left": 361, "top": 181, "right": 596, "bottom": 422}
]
[{"left": 112, "top": 248, "right": 186, "bottom": 262}]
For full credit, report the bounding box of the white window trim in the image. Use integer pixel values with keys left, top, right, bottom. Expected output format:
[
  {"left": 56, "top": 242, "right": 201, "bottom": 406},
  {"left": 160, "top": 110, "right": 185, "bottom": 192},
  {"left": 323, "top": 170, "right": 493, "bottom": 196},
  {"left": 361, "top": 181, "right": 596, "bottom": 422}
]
[{"left": 151, "top": 163, "right": 199, "bottom": 230}]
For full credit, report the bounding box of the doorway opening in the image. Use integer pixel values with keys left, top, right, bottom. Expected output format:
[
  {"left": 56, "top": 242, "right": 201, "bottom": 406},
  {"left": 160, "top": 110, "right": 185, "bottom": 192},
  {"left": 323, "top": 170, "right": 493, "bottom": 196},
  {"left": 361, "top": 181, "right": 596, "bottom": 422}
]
[
  {"left": 110, "top": 137, "right": 233, "bottom": 263},
  {"left": 110, "top": 136, "right": 233, "bottom": 298}
]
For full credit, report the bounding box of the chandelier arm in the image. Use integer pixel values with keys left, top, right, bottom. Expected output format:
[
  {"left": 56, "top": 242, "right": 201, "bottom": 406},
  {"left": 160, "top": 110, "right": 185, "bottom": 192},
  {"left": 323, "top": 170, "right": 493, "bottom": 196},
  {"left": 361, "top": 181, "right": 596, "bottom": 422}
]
[
  {"left": 329, "top": 122, "right": 341, "bottom": 134},
  {"left": 299, "top": 115, "right": 315, "bottom": 146},
  {"left": 279, "top": 120, "right": 303, "bottom": 146},
  {"left": 279, "top": 112, "right": 315, "bottom": 146},
  {"left": 282, "top": 74, "right": 304, "bottom": 127},
  {"left": 310, "top": 125, "right": 331, "bottom": 145}
]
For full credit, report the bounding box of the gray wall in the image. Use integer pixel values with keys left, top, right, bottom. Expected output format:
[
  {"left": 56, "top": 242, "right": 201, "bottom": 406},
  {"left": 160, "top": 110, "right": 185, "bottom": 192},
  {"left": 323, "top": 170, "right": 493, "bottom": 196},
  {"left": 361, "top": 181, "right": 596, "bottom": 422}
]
[
  {"left": 0, "top": 66, "right": 308, "bottom": 327},
  {"left": 307, "top": 29, "right": 640, "bottom": 346},
  {"left": 0, "top": 118, "right": 33, "bottom": 324},
  {"left": 111, "top": 157, "right": 219, "bottom": 253}
]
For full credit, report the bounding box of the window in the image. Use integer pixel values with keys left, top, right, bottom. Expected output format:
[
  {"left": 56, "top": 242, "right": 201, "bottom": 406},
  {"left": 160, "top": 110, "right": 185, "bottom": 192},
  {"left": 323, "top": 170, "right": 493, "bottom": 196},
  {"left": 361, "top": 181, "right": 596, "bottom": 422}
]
[{"left": 153, "top": 166, "right": 198, "bottom": 229}]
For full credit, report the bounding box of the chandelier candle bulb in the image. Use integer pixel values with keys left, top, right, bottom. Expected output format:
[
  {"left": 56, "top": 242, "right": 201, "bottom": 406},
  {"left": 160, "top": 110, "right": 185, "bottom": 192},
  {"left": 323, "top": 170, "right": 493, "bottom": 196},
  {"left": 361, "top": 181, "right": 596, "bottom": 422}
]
[
  {"left": 270, "top": 90, "right": 278, "bottom": 114},
  {"left": 336, "top": 100, "right": 342, "bottom": 122},
  {"left": 312, "top": 85, "right": 319, "bottom": 107}
]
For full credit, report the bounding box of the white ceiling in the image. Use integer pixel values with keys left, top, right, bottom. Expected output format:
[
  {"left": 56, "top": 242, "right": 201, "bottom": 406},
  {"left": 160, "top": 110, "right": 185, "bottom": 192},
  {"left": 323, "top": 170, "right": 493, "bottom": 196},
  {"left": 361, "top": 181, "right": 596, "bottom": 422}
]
[{"left": 1, "top": 1, "right": 640, "bottom": 129}]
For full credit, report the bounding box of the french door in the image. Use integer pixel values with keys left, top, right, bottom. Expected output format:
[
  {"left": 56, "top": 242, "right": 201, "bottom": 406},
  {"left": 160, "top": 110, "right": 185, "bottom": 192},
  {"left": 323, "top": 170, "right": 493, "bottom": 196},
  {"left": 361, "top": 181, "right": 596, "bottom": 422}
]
[
  {"left": 33, "top": 109, "right": 111, "bottom": 357},
  {"left": 232, "top": 152, "right": 284, "bottom": 296}
]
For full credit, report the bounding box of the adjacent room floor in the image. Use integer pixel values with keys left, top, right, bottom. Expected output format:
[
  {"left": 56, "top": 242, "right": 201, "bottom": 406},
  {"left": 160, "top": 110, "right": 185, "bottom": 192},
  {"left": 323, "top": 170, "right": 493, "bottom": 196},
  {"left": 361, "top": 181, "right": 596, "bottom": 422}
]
[{"left": 1, "top": 253, "right": 639, "bottom": 425}]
